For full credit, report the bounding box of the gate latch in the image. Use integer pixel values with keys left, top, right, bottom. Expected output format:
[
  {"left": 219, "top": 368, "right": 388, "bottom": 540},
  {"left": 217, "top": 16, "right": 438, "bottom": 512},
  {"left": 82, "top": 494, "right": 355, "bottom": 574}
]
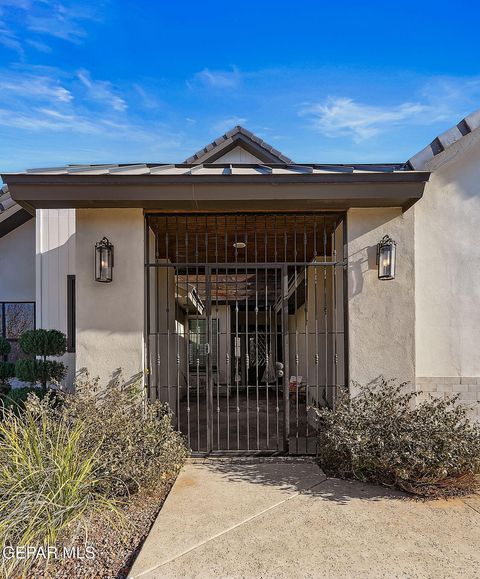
[{"left": 205, "top": 343, "right": 210, "bottom": 355}]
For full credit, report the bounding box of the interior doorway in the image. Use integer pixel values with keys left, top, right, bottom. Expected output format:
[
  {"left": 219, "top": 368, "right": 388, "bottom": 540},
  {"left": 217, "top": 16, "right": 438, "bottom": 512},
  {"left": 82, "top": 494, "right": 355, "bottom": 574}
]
[{"left": 146, "top": 213, "right": 346, "bottom": 454}]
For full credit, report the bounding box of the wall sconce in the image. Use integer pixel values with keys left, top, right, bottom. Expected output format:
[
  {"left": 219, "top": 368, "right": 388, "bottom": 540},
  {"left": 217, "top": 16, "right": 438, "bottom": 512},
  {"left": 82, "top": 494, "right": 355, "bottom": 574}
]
[
  {"left": 377, "top": 235, "right": 396, "bottom": 280},
  {"left": 95, "top": 237, "right": 114, "bottom": 283}
]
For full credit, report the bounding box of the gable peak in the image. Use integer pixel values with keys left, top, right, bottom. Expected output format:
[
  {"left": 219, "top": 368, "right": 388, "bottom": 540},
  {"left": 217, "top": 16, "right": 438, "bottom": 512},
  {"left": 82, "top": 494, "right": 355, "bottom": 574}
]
[{"left": 184, "top": 125, "right": 293, "bottom": 164}]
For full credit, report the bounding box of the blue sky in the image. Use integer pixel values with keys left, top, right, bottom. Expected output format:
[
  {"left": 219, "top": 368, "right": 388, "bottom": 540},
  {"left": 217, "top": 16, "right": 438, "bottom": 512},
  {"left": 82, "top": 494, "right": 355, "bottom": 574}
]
[{"left": 0, "top": 0, "right": 479, "bottom": 171}]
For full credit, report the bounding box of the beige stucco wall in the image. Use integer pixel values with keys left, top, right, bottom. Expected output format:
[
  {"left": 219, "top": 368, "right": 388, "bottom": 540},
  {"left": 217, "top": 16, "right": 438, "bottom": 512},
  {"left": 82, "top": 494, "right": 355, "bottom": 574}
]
[
  {"left": 0, "top": 219, "right": 35, "bottom": 301},
  {"left": 347, "top": 207, "right": 415, "bottom": 389},
  {"left": 76, "top": 208, "right": 144, "bottom": 388},
  {"left": 415, "top": 130, "right": 480, "bottom": 378}
]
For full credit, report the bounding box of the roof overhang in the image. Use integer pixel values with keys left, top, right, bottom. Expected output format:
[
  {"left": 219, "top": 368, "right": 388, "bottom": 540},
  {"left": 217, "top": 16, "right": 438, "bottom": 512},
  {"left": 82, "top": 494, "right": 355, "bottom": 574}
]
[
  {"left": 0, "top": 203, "right": 33, "bottom": 238},
  {"left": 2, "top": 169, "right": 430, "bottom": 213}
]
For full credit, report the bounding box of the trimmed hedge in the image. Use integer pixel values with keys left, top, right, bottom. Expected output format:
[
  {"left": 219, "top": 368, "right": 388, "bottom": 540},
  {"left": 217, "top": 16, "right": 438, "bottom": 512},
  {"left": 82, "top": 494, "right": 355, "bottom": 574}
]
[
  {"left": 19, "top": 329, "right": 67, "bottom": 357},
  {"left": 15, "top": 360, "right": 66, "bottom": 385}
]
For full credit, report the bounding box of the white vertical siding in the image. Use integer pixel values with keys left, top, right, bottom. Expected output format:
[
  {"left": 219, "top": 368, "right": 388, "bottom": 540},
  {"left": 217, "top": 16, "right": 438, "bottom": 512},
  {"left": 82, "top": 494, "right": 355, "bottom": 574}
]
[{"left": 36, "top": 209, "right": 76, "bottom": 386}]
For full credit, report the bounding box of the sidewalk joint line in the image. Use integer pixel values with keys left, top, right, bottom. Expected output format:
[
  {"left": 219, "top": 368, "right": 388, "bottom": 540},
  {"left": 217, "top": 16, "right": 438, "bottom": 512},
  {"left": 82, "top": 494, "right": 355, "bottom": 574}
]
[
  {"left": 133, "top": 476, "right": 328, "bottom": 578},
  {"left": 462, "top": 500, "right": 480, "bottom": 515}
]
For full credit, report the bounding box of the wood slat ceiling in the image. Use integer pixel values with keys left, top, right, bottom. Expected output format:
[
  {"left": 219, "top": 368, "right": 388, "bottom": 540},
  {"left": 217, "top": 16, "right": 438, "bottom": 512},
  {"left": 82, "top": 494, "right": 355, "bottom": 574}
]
[{"left": 149, "top": 213, "right": 343, "bottom": 264}]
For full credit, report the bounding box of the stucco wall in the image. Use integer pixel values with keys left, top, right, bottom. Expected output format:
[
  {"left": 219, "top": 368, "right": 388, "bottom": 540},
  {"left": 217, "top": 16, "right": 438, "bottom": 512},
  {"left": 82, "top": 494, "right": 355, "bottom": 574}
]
[
  {"left": 76, "top": 208, "right": 144, "bottom": 388},
  {"left": 347, "top": 207, "right": 415, "bottom": 389},
  {"left": 0, "top": 219, "right": 35, "bottom": 301},
  {"left": 415, "top": 130, "right": 480, "bottom": 378}
]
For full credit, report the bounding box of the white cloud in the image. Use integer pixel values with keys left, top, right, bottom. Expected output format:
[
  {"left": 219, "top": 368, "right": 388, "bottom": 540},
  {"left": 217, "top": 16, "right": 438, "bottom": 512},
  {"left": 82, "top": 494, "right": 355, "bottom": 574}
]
[
  {"left": 300, "top": 97, "right": 430, "bottom": 142},
  {"left": 0, "top": 73, "right": 73, "bottom": 102},
  {"left": 193, "top": 67, "right": 241, "bottom": 89},
  {"left": 25, "top": 38, "right": 52, "bottom": 52},
  {"left": 0, "top": 1, "right": 30, "bottom": 7},
  {"left": 0, "top": 0, "right": 99, "bottom": 51},
  {"left": 133, "top": 84, "right": 163, "bottom": 110},
  {"left": 78, "top": 69, "right": 127, "bottom": 112},
  {"left": 0, "top": 20, "right": 23, "bottom": 53},
  {"left": 212, "top": 116, "right": 247, "bottom": 134}
]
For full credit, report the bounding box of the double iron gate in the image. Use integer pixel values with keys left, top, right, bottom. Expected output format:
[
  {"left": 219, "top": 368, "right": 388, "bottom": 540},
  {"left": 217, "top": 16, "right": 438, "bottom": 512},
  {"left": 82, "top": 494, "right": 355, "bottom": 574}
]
[{"left": 146, "top": 213, "right": 347, "bottom": 454}]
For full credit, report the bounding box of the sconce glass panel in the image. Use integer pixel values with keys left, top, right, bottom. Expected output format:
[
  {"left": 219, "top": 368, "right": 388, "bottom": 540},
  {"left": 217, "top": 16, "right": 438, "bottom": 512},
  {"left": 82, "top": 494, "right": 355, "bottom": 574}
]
[
  {"left": 95, "top": 237, "right": 114, "bottom": 282},
  {"left": 378, "top": 235, "right": 396, "bottom": 280}
]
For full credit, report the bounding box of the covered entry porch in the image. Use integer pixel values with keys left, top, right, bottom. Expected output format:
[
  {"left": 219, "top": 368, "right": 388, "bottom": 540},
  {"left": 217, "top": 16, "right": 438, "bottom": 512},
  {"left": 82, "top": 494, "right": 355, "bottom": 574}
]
[{"left": 146, "top": 212, "right": 346, "bottom": 454}]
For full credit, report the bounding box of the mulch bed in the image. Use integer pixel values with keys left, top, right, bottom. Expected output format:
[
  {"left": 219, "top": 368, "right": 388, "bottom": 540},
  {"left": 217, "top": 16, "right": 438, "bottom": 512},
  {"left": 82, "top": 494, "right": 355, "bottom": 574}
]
[{"left": 31, "top": 483, "right": 172, "bottom": 579}]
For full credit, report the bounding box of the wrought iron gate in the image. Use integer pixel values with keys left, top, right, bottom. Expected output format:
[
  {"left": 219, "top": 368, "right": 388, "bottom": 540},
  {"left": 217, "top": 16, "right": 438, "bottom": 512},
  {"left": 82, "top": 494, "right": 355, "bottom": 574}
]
[{"left": 146, "top": 213, "right": 346, "bottom": 454}]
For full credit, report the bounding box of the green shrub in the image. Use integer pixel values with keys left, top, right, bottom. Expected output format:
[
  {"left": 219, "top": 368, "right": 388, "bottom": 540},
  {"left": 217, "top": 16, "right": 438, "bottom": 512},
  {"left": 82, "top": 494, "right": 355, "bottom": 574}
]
[
  {"left": 0, "top": 338, "right": 14, "bottom": 395},
  {"left": 15, "top": 359, "right": 66, "bottom": 385},
  {"left": 0, "top": 394, "right": 119, "bottom": 578},
  {"left": 0, "top": 361, "right": 15, "bottom": 382},
  {"left": 18, "top": 329, "right": 67, "bottom": 357},
  {"left": 0, "top": 362, "right": 14, "bottom": 396},
  {"left": 313, "top": 379, "right": 480, "bottom": 498},
  {"left": 0, "top": 336, "right": 11, "bottom": 357},
  {"left": 60, "top": 374, "right": 188, "bottom": 497},
  {"left": 15, "top": 329, "right": 67, "bottom": 390}
]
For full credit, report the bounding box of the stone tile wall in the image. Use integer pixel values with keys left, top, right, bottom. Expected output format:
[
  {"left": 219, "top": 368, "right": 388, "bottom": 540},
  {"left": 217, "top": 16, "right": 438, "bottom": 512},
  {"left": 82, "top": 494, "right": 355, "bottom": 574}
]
[{"left": 415, "top": 377, "right": 480, "bottom": 420}]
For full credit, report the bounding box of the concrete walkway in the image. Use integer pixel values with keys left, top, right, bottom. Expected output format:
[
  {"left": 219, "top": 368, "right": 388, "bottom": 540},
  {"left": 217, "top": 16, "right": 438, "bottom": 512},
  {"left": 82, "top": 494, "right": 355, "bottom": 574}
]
[{"left": 129, "top": 459, "right": 480, "bottom": 579}]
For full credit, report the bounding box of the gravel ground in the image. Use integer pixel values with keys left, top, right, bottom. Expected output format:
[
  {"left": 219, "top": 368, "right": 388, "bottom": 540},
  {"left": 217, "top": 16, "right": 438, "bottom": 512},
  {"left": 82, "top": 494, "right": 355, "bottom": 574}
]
[{"left": 30, "top": 484, "right": 172, "bottom": 579}]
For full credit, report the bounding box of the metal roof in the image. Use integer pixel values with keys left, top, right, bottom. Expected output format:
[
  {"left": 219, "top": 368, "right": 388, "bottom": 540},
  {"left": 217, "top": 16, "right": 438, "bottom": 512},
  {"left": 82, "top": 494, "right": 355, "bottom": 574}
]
[
  {"left": 11, "top": 161, "right": 412, "bottom": 177},
  {"left": 0, "top": 124, "right": 431, "bottom": 217},
  {"left": 408, "top": 108, "right": 480, "bottom": 169},
  {"left": 184, "top": 125, "right": 294, "bottom": 164},
  {"left": 0, "top": 184, "right": 32, "bottom": 238}
]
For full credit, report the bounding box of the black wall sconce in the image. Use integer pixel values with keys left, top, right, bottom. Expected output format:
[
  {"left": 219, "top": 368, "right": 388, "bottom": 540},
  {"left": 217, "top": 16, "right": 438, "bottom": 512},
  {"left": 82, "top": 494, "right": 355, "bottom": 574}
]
[
  {"left": 377, "top": 235, "right": 396, "bottom": 280},
  {"left": 95, "top": 237, "right": 114, "bottom": 283}
]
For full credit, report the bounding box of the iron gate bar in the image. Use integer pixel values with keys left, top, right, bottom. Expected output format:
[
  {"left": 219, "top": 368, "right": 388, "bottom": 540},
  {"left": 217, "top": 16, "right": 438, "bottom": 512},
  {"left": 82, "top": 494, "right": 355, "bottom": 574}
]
[
  {"left": 303, "top": 215, "right": 310, "bottom": 447},
  {"left": 146, "top": 212, "right": 347, "bottom": 455},
  {"left": 246, "top": 215, "right": 250, "bottom": 451}
]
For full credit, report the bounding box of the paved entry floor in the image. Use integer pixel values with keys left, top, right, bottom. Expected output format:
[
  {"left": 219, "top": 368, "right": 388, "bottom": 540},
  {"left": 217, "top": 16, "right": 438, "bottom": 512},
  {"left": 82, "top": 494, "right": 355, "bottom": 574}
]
[
  {"left": 129, "top": 459, "right": 480, "bottom": 579},
  {"left": 179, "top": 389, "right": 317, "bottom": 454}
]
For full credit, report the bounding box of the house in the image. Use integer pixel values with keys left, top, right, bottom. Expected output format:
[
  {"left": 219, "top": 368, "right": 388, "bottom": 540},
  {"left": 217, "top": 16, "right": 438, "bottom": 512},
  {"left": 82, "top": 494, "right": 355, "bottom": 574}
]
[{"left": 1, "top": 116, "right": 479, "bottom": 454}]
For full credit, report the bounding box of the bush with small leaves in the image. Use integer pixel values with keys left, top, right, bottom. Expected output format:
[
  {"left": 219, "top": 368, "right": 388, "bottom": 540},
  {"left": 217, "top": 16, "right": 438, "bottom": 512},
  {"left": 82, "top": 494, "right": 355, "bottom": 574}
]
[
  {"left": 15, "top": 329, "right": 67, "bottom": 390},
  {"left": 59, "top": 374, "right": 188, "bottom": 497},
  {"left": 313, "top": 378, "right": 480, "bottom": 498}
]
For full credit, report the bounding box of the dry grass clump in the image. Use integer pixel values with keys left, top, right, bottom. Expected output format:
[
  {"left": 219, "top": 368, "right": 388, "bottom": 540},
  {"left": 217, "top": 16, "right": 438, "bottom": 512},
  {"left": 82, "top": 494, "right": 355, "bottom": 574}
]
[
  {"left": 0, "top": 396, "right": 119, "bottom": 577},
  {"left": 0, "top": 375, "right": 188, "bottom": 577}
]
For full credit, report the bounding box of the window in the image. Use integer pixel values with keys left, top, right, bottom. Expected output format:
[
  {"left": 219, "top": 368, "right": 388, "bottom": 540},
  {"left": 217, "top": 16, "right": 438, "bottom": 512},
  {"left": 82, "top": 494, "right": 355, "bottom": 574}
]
[
  {"left": 0, "top": 302, "right": 35, "bottom": 362},
  {"left": 67, "top": 275, "right": 76, "bottom": 352},
  {"left": 188, "top": 318, "right": 218, "bottom": 370}
]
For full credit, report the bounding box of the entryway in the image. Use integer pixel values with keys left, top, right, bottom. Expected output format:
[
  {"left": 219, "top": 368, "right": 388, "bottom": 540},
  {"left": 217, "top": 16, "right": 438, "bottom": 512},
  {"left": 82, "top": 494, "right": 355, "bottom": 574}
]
[{"left": 145, "top": 213, "right": 346, "bottom": 454}]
